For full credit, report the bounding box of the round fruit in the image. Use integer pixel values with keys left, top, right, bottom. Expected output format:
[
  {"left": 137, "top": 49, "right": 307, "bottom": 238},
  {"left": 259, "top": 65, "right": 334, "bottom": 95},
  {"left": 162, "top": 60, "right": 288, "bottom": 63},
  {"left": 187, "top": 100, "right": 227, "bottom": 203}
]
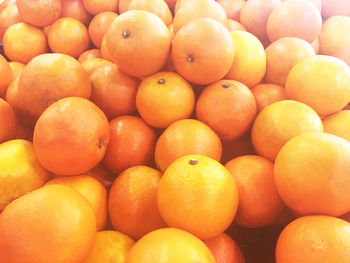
[
  {"left": 78, "top": 49, "right": 102, "bottom": 63},
  {"left": 323, "top": 110, "right": 350, "bottom": 141},
  {"left": 321, "top": 0, "right": 350, "bottom": 19},
  {"left": 81, "top": 58, "right": 114, "bottom": 75},
  {"left": 217, "top": 0, "right": 244, "bottom": 21},
  {"left": 0, "top": 4, "right": 22, "bottom": 41},
  {"left": 61, "top": 0, "right": 91, "bottom": 25},
  {"left": 82, "top": 0, "right": 118, "bottom": 15},
  {"left": 8, "top": 62, "right": 25, "bottom": 80},
  {"left": 0, "top": 98, "right": 17, "bottom": 143},
  {"left": 0, "top": 54, "right": 12, "bottom": 97},
  {"left": 225, "top": 19, "right": 246, "bottom": 32},
  {"left": 88, "top": 11, "right": 118, "bottom": 48},
  {"left": 251, "top": 83, "right": 287, "bottom": 112}
]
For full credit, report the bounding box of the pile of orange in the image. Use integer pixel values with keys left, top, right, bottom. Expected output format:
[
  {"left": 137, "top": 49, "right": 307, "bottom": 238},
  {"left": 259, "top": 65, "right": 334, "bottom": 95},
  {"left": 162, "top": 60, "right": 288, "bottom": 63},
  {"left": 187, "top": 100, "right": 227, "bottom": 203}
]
[{"left": 1, "top": 0, "right": 350, "bottom": 262}]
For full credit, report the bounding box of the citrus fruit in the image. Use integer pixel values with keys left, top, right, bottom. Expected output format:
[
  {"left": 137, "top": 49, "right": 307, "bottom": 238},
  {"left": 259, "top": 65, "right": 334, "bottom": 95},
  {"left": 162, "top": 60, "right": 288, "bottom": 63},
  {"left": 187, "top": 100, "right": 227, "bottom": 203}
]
[
  {"left": 323, "top": 110, "right": 350, "bottom": 141},
  {"left": 251, "top": 83, "right": 287, "bottom": 112}
]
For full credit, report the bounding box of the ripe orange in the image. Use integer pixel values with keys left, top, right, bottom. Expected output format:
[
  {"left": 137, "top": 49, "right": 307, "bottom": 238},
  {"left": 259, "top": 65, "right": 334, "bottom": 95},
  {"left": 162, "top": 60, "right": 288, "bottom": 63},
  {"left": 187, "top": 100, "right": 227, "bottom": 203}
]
[
  {"left": 106, "top": 10, "right": 171, "bottom": 77},
  {"left": 0, "top": 184, "right": 96, "bottom": 263},
  {"left": 90, "top": 64, "right": 139, "bottom": 119},
  {"left": 108, "top": 166, "right": 166, "bottom": 240},
  {"left": 81, "top": 58, "right": 114, "bottom": 75},
  {"left": 275, "top": 132, "right": 350, "bottom": 216},
  {"left": 217, "top": 0, "right": 244, "bottom": 21},
  {"left": 15, "top": 124, "right": 33, "bottom": 141},
  {"left": 33, "top": 97, "right": 110, "bottom": 176},
  {"left": 311, "top": 37, "right": 319, "bottom": 54},
  {"left": 126, "top": 228, "right": 216, "bottom": 263},
  {"left": 196, "top": 80, "right": 257, "bottom": 141},
  {"left": 333, "top": 44, "right": 350, "bottom": 66},
  {"left": 8, "top": 61, "right": 25, "bottom": 80},
  {"left": 100, "top": 35, "right": 114, "bottom": 61},
  {"left": 321, "top": 0, "right": 350, "bottom": 19},
  {"left": 78, "top": 49, "right": 102, "bottom": 63},
  {"left": 158, "top": 155, "right": 238, "bottom": 240},
  {"left": 0, "top": 4, "right": 22, "bottom": 41},
  {"left": 3, "top": 22, "right": 48, "bottom": 64},
  {"left": 285, "top": 55, "right": 350, "bottom": 116},
  {"left": 136, "top": 71, "right": 195, "bottom": 128},
  {"left": 251, "top": 83, "right": 287, "bottom": 112},
  {"left": 221, "top": 132, "right": 256, "bottom": 164},
  {"left": 118, "top": 0, "right": 132, "bottom": 14},
  {"left": 266, "top": 0, "right": 322, "bottom": 43},
  {"left": 322, "top": 110, "right": 350, "bottom": 141},
  {"left": 61, "top": 0, "right": 91, "bottom": 25},
  {"left": 276, "top": 216, "right": 350, "bottom": 263},
  {"left": 155, "top": 119, "right": 222, "bottom": 172},
  {"left": 225, "top": 19, "right": 246, "bottom": 32},
  {"left": 88, "top": 11, "right": 118, "bottom": 48},
  {"left": 48, "top": 17, "right": 90, "bottom": 58},
  {"left": 251, "top": 100, "right": 323, "bottom": 161},
  {"left": 82, "top": 0, "right": 118, "bottom": 15},
  {"left": 0, "top": 0, "right": 15, "bottom": 13},
  {"left": 0, "top": 98, "right": 17, "bottom": 143},
  {"left": 0, "top": 54, "right": 12, "bottom": 97},
  {"left": 103, "top": 116, "right": 156, "bottom": 174},
  {"left": 264, "top": 37, "right": 315, "bottom": 86},
  {"left": 172, "top": 18, "right": 235, "bottom": 85}
]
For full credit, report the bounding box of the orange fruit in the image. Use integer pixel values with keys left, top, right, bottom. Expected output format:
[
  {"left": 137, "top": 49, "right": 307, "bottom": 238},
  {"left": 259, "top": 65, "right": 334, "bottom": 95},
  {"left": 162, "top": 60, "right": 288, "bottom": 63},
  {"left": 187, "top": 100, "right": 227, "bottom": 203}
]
[
  {"left": 322, "top": 110, "right": 350, "bottom": 141},
  {"left": 78, "top": 48, "right": 102, "bottom": 63},
  {"left": 321, "top": 0, "right": 350, "bottom": 19},
  {"left": 158, "top": 155, "right": 238, "bottom": 240},
  {"left": 48, "top": 17, "right": 90, "bottom": 58},
  {"left": 0, "top": 184, "right": 96, "bottom": 263},
  {"left": 90, "top": 64, "right": 139, "bottom": 119},
  {"left": 126, "top": 228, "right": 216, "bottom": 263},
  {"left": 281, "top": 0, "right": 322, "bottom": 10},
  {"left": 81, "top": 58, "right": 114, "bottom": 75},
  {"left": 106, "top": 10, "right": 171, "bottom": 77},
  {"left": 136, "top": 71, "right": 195, "bottom": 128},
  {"left": 276, "top": 216, "right": 350, "bottom": 263},
  {"left": 285, "top": 55, "right": 350, "bottom": 116},
  {"left": 266, "top": 0, "right": 322, "bottom": 43},
  {"left": 0, "top": 4, "right": 22, "bottom": 41},
  {"left": 118, "top": 0, "right": 132, "bottom": 14},
  {"left": 240, "top": 0, "right": 281, "bottom": 43},
  {"left": 225, "top": 19, "right": 246, "bottom": 32},
  {"left": 251, "top": 100, "right": 323, "bottom": 161},
  {"left": 8, "top": 61, "right": 25, "bottom": 80},
  {"left": 61, "top": 0, "right": 91, "bottom": 25},
  {"left": 0, "top": 139, "right": 50, "bottom": 211},
  {"left": 100, "top": 35, "right": 114, "bottom": 61},
  {"left": 217, "top": 0, "right": 244, "bottom": 21},
  {"left": 83, "top": 231, "right": 135, "bottom": 263},
  {"left": 0, "top": 54, "right": 12, "bottom": 97},
  {"left": 128, "top": 0, "right": 173, "bottom": 26},
  {"left": 82, "top": 0, "right": 118, "bottom": 15},
  {"left": 0, "top": 0, "right": 15, "bottom": 13},
  {"left": 16, "top": 0, "right": 61, "bottom": 27},
  {"left": 47, "top": 175, "right": 107, "bottom": 231},
  {"left": 251, "top": 83, "right": 287, "bottom": 112},
  {"left": 0, "top": 98, "right": 17, "bottom": 143},
  {"left": 311, "top": 37, "right": 319, "bottom": 54},
  {"left": 173, "top": 0, "right": 227, "bottom": 34},
  {"left": 204, "top": 233, "right": 245, "bottom": 263},
  {"left": 17, "top": 53, "right": 92, "bottom": 124},
  {"left": 275, "top": 132, "right": 350, "bottom": 216},
  {"left": 221, "top": 132, "right": 256, "bottom": 164},
  {"left": 15, "top": 124, "right": 33, "bottom": 141},
  {"left": 108, "top": 166, "right": 166, "bottom": 239},
  {"left": 155, "top": 119, "right": 222, "bottom": 172},
  {"left": 196, "top": 80, "right": 257, "bottom": 141},
  {"left": 86, "top": 163, "right": 115, "bottom": 188},
  {"left": 103, "top": 115, "right": 156, "bottom": 174},
  {"left": 265, "top": 37, "right": 315, "bottom": 86},
  {"left": 3, "top": 22, "right": 48, "bottom": 64},
  {"left": 172, "top": 18, "right": 234, "bottom": 85},
  {"left": 225, "top": 31, "right": 266, "bottom": 88},
  {"left": 88, "top": 11, "right": 118, "bottom": 48},
  {"left": 225, "top": 155, "right": 287, "bottom": 228},
  {"left": 333, "top": 44, "right": 350, "bottom": 66},
  {"left": 33, "top": 97, "right": 110, "bottom": 176}
]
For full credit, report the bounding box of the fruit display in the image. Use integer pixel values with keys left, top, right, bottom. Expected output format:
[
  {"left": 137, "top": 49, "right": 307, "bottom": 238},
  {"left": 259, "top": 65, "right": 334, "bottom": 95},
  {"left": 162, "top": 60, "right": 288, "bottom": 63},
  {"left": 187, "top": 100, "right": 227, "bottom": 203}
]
[{"left": 1, "top": 0, "right": 350, "bottom": 262}]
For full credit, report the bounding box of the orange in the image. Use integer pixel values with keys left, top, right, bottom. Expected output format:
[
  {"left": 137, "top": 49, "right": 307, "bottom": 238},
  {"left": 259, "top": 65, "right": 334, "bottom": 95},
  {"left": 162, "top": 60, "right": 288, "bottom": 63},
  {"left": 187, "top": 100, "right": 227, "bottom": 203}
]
[
  {"left": 285, "top": 55, "right": 350, "bottom": 116},
  {"left": 251, "top": 83, "right": 287, "bottom": 112},
  {"left": 275, "top": 132, "right": 350, "bottom": 216},
  {"left": 118, "top": 0, "right": 132, "bottom": 14},
  {"left": 155, "top": 119, "right": 222, "bottom": 172},
  {"left": 275, "top": 216, "right": 350, "bottom": 263},
  {"left": 33, "top": 97, "right": 110, "bottom": 176},
  {"left": 106, "top": 10, "right": 171, "bottom": 77},
  {"left": 196, "top": 80, "right": 257, "bottom": 141},
  {"left": 83, "top": 231, "right": 135, "bottom": 263},
  {"left": 86, "top": 163, "right": 115, "bottom": 188},
  {"left": 90, "top": 64, "right": 139, "bottom": 119},
  {"left": 225, "top": 19, "right": 246, "bottom": 32},
  {"left": 0, "top": 0, "right": 15, "bottom": 13},
  {"left": 204, "top": 233, "right": 245, "bottom": 263},
  {"left": 0, "top": 139, "right": 50, "bottom": 211},
  {"left": 0, "top": 98, "right": 17, "bottom": 143},
  {"left": 311, "top": 37, "right": 319, "bottom": 54},
  {"left": 61, "top": 0, "right": 91, "bottom": 25},
  {"left": 173, "top": 0, "right": 227, "bottom": 34},
  {"left": 88, "top": 11, "right": 118, "bottom": 48},
  {"left": 265, "top": 37, "right": 315, "bottom": 86},
  {"left": 321, "top": 0, "right": 350, "bottom": 19},
  {"left": 8, "top": 61, "right": 25, "bottom": 80},
  {"left": 225, "top": 155, "right": 287, "bottom": 228},
  {"left": 0, "top": 54, "right": 12, "bottom": 97},
  {"left": 103, "top": 116, "right": 156, "bottom": 174},
  {"left": 172, "top": 18, "right": 234, "bottom": 85},
  {"left": 136, "top": 71, "right": 195, "bottom": 128},
  {"left": 100, "top": 35, "right": 114, "bottom": 61},
  {"left": 221, "top": 132, "right": 256, "bottom": 164},
  {"left": 82, "top": 0, "right": 118, "bottom": 15},
  {"left": 81, "top": 58, "right": 114, "bottom": 75},
  {"left": 0, "top": 4, "right": 22, "bottom": 41},
  {"left": 322, "top": 110, "right": 350, "bottom": 141},
  {"left": 78, "top": 48, "right": 102, "bottom": 63},
  {"left": 240, "top": 0, "right": 281, "bottom": 43},
  {"left": 333, "top": 44, "right": 350, "bottom": 66},
  {"left": 17, "top": 53, "right": 92, "bottom": 124},
  {"left": 15, "top": 124, "right": 33, "bottom": 141},
  {"left": 48, "top": 17, "right": 90, "bottom": 58},
  {"left": 3, "top": 22, "right": 48, "bottom": 64},
  {"left": 47, "top": 175, "right": 107, "bottom": 231},
  {"left": 108, "top": 166, "right": 166, "bottom": 239},
  {"left": 217, "top": 0, "right": 244, "bottom": 21},
  {"left": 225, "top": 31, "right": 266, "bottom": 88},
  {"left": 281, "top": 0, "right": 322, "bottom": 10},
  {"left": 266, "top": 0, "right": 322, "bottom": 43},
  {"left": 126, "top": 228, "right": 216, "bottom": 263},
  {"left": 251, "top": 100, "right": 323, "bottom": 161},
  {"left": 158, "top": 155, "right": 238, "bottom": 240},
  {"left": 0, "top": 184, "right": 96, "bottom": 263},
  {"left": 128, "top": 0, "right": 173, "bottom": 26}
]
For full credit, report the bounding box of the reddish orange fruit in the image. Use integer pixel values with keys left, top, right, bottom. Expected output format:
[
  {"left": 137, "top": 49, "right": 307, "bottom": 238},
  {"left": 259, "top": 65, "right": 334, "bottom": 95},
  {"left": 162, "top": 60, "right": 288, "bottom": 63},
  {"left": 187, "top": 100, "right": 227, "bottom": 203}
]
[
  {"left": 221, "top": 132, "right": 256, "bottom": 164},
  {"left": 0, "top": 98, "right": 17, "bottom": 143},
  {"left": 321, "top": 0, "right": 350, "bottom": 19},
  {"left": 0, "top": 54, "right": 12, "bottom": 97},
  {"left": 323, "top": 110, "right": 350, "bottom": 141},
  {"left": 8, "top": 62, "right": 25, "bottom": 80},
  {"left": 81, "top": 58, "right": 114, "bottom": 75},
  {"left": 82, "top": 0, "right": 118, "bottom": 15},
  {"left": 118, "top": 0, "right": 132, "bottom": 13},
  {"left": 78, "top": 49, "right": 102, "bottom": 63},
  {"left": 61, "top": 0, "right": 91, "bottom": 25},
  {"left": 88, "top": 11, "right": 118, "bottom": 48},
  {"left": 217, "top": 0, "right": 244, "bottom": 21},
  {"left": 225, "top": 19, "right": 246, "bottom": 32},
  {"left": 0, "top": 4, "right": 22, "bottom": 41},
  {"left": 15, "top": 124, "right": 33, "bottom": 141},
  {"left": 251, "top": 83, "right": 287, "bottom": 112}
]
